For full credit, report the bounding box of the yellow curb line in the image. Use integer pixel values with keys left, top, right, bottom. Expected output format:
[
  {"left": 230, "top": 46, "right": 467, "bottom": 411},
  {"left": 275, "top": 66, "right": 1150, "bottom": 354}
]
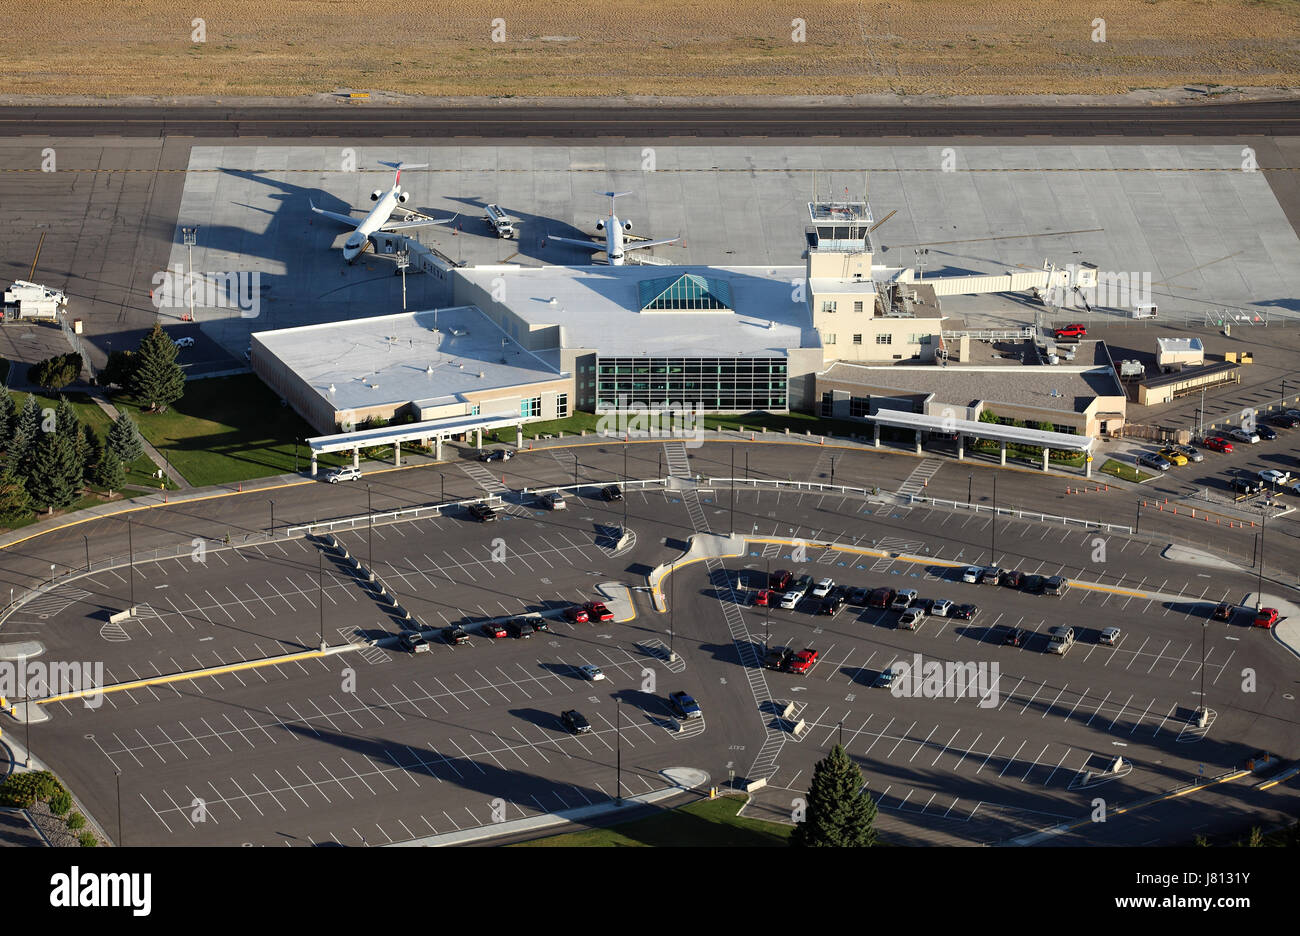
[
  {"left": 1048, "top": 770, "right": 1252, "bottom": 837},
  {"left": 36, "top": 646, "right": 342, "bottom": 705}
]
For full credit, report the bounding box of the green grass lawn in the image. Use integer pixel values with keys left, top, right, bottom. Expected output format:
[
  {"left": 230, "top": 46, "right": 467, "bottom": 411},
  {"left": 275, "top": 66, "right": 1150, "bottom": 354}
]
[
  {"left": 511, "top": 795, "right": 791, "bottom": 847},
  {"left": 1100, "top": 458, "right": 1152, "bottom": 483},
  {"left": 113, "top": 376, "right": 352, "bottom": 486}
]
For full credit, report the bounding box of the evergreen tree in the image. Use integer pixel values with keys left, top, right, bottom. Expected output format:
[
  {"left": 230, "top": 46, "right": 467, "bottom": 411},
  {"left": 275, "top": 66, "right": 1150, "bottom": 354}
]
[
  {"left": 0, "top": 466, "right": 31, "bottom": 524},
  {"left": 100, "top": 350, "right": 137, "bottom": 390},
  {"left": 0, "top": 384, "right": 16, "bottom": 451},
  {"left": 52, "top": 397, "right": 87, "bottom": 494},
  {"left": 106, "top": 411, "right": 145, "bottom": 463},
  {"left": 25, "top": 429, "right": 78, "bottom": 512},
  {"left": 790, "top": 744, "right": 877, "bottom": 848},
  {"left": 93, "top": 453, "right": 126, "bottom": 496},
  {"left": 82, "top": 424, "right": 105, "bottom": 486},
  {"left": 13, "top": 395, "right": 41, "bottom": 454},
  {"left": 131, "top": 324, "right": 185, "bottom": 413}
]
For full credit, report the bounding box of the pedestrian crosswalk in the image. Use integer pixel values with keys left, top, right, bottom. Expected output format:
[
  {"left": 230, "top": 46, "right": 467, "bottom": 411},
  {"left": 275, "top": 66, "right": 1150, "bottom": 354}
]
[
  {"left": 663, "top": 440, "right": 691, "bottom": 479},
  {"left": 457, "top": 463, "right": 529, "bottom": 516},
  {"left": 897, "top": 458, "right": 944, "bottom": 497}
]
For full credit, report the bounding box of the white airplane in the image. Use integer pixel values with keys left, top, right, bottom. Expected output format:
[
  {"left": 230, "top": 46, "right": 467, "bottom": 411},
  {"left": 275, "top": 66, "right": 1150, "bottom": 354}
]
[
  {"left": 309, "top": 161, "right": 455, "bottom": 262},
  {"left": 544, "top": 191, "right": 678, "bottom": 265}
]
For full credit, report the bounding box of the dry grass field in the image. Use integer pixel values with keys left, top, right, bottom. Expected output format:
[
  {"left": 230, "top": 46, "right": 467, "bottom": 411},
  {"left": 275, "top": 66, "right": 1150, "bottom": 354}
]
[{"left": 0, "top": 1, "right": 1297, "bottom": 99}]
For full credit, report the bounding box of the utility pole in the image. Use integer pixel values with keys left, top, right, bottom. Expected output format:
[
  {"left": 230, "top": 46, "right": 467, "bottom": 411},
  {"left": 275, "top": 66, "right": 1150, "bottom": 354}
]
[
  {"left": 669, "top": 560, "right": 676, "bottom": 662},
  {"left": 268, "top": 499, "right": 275, "bottom": 537},
  {"left": 990, "top": 473, "right": 998, "bottom": 565},
  {"left": 1256, "top": 508, "right": 1267, "bottom": 610},
  {"left": 318, "top": 548, "right": 326, "bottom": 651},
  {"left": 730, "top": 447, "right": 735, "bottom": 534},
  {"left": 968, "top": 474, "right": 973, "bottom": 506},
  {"left": 83, "top": 535, "right": 90, "bottom": 572},
  {"left": 615, "top": 698, "right": 623, "bottom": 806},
  {"left": 366, "top": 485, "right": 374, "bottom": 580},
  {"left": 127, "top": 516, "right": 134, "bottom": 608}
]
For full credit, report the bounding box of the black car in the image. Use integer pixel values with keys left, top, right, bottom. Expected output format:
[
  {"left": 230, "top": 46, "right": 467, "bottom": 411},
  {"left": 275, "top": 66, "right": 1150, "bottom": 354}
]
[
  {"left": 1001, "top": 626, "right": 1025, "bottom": 647},
  {"left": 1230, "top": 478, "right": 1261, "bottom": 496},
  {"left": 951, "top": 603, "right": 979, "bottom": 621},
  {"left": 769, "top": 570, "right": 794, "bottom": 591},
  {"left": 845, "top": 586, "right": 871, "bottom": 606},
  {"left": 601, "top": 484, "right": 623, "bottom": 501},
  {"left": 560, "top": 710, "right": 592, "bottom": 734},
  {"left": 816, "top": 595, "right": 844, "bottom": 616},
  {"left": 399, "top": 631, "right": 430, "bottom": 653},
  {"left": 667, "top": 691, "right": 702, "bottom": 719},
  {"left": 763, "top": 647, "right": 794, "bottom": 670},
  {"left": 468, "top": 501, "right": 500, "bottom": 522},
  {"left": 504, "top": 618, "right": 535, "bottom": 639},
  {"left": 477, "top": 448, "right": 513, "bottom": 462},
  {"left": 530, "top": 617, "right": 551, "bottom": 633},
  {"left": 1023, "top": 574, "right": 1046, "bottom": 594},
  {"left": 442, "top": 625, "right": 469, "bottom": 645},
  {"left": 1001, "top": 570, "right": 1024, "bottom": 589},
  {"left": 1212, "top": 602, "right": 1235, "bottom": 622},
  {"left": 1270, "top": 413, "right": 1300, "bottom": 429},
  {"left": 1257, "top": 425, "right": 1278, "bottom": 441}
]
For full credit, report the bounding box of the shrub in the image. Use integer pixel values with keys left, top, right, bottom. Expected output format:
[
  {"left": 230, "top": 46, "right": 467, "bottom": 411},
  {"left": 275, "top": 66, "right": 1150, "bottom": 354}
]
[
  {"left": 48, "top": 789, "right": 72, "bottom": 816},
  {"left": 0, "top": 770, "right": 64, "bottom": 808},
  {"left": 66, "top": 812, "right": 86, "bottom": 831},
  {"left": 78, "top": 831, "right": 98, "bottom": 847}
]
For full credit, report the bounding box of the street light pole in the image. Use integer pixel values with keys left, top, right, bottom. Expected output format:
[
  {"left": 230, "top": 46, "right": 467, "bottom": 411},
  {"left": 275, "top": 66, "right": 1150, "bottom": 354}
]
[
  {"left": 182, "top": 225, "right": 199, "bottom": 324},
  {"left": 968, "top": 474, "right": 973, "bottom": 506},
  {"left": 669, "top": 560, "right": 676, "bottom": 661},
  {"left": 730, "top": 447, "right": 735, "bottom": 535},
  {"left": 367, "top": 485, "right": 373, "bottom": 577},
  {"left": 615, "top": 698, "right": 623, "bottom": 806},
  {"left": 991, "top": 474, "right": 998, "bottom": 566},
  {"left": 1256, "top": 508, "right": 1266, "bottom": 610},
  {"left": 268, "top": 499, "right": 275, "bottom": 537},
  {"left": 127, "top": 516, "right": 134, "bottom": 608},
  {"left": 115, "top": 770, "right": 123, "bottom": 846},
  {"left": 83, "top": 535, "right": 90, "bottom": 572},
  {"left": 318, "top": 548, "right": 326, "bottom": 651}
]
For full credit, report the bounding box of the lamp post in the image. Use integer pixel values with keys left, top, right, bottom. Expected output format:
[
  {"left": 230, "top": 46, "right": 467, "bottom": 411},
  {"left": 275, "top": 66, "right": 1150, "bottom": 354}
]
[
  {"left": 115, "top": 770, "right": 123, "bottom": 846},
  {"left": 990, "top": 474, "right": 998, "bottom": 566},
  {"left": 366, "top": 485, "right": 374, "bottom": 578},
  {"left": 837, "top": 720, "right": 844, "bottom": 748},
  {"left": 318, "top": 548, "right": 326, "bottom": 651},
  {"left": 830, "top": 455, "right": 835, "bottom": 488},
  {"left": 127, "top": 515, "right": 134, "bottom": 608},
  {"left": 615, "top": 698, "right": 623, "bottom": 806},
  {"left": 669, "top": 560, "right": 676, "bottom": 662},
  {"left": 440, "top": 473, "right": 445, "bottom": 504},
  {"left": 23, "top": 696, "right": 31, "bottom": 767},
  {"left": 182, "top": 225, "right": 199, "bottom": 323},
  {"left": 83, "top": 535, "right": 90, "bottom": 572},
  {"left": 730, "top": 447, "right": 735, "bottom": 535},
  {"left": 968, "top": 473, "right": 973, "bottom": 506},
  {"left": 397, "top": 248, "right": 410, "bottom": 311},
  {"left": 268, "top": 500, "right": 275, "bottom": 537},
  {"left": 1256, "top": 507, "right": 1267, "bottom": 611}
]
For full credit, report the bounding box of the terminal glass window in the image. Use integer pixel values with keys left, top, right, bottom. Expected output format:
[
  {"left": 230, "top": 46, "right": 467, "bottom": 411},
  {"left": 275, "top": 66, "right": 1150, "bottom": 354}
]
[
  {"left": 853, "top": 334, "right": 863, "bottom": 345},
  {"left": 556, "top": 393, "right": 569, "bottom": 419},
  {"left": 875, "top": 335, "right": 892, "bottom": 345},
  {"left": 594, "top": 356, "right": 789, "bottom": 413},
  {"left": 850, "top": 397, "right": 870, "bottom": 418},
  {"left": 521, "top": 397, "right": 541, "bottom": 418}
]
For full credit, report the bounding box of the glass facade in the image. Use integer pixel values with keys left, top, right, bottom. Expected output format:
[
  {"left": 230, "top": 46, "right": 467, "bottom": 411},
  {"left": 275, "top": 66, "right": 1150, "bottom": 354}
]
[
  {"left": 637, "top": 274, "right": 733, "bottom": 311},
  {"left": 521, "top": 396, "right": 541, "bottom": 418},
  {"left": 596, "top": 357, "right": 788, "bottom": 412},
  {"left": 556, "top": 393, "right": 569, "bottom": 419}
]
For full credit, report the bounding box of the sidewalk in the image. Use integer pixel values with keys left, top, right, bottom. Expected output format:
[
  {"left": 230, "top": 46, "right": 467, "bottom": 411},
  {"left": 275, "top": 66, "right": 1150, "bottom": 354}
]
[{"left": 85, "top": 389, "right": 192, "bottom": 490}]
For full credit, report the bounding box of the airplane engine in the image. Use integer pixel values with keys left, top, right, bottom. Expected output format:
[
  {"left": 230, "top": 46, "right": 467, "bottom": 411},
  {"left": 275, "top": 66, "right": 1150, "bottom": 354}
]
[
  {"left": 623, "top": 220, "right": 633, "bottom": 231},
  {"left": 595, "top": 219, "right": 605, "bottom": 231},
  {"left": 370, "top": 189, "right": 384, "bottom": 201},
  {"left": 397, "top": 192, "right": 410, "bottom": 204}
]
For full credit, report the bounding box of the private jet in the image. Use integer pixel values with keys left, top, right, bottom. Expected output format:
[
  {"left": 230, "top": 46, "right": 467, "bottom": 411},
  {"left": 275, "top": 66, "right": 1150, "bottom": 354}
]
[
  {"left": 309, "top": 161, "right": 456, "bottom": 263},
  {"left": 543, "top": 191, "right": 678, "bottom": 265}
]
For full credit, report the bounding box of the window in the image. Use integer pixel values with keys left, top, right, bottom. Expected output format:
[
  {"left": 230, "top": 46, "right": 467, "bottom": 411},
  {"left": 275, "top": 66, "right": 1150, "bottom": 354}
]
[
  {"left": 469, "top": 404, "right": 480, "bottom": 416},
  {"left": 821, "top": 300, "right": 837, "bottom": 314},
  {"left": 825, "top": 333, "right": 836, "bottom": 345},
  {"left": 875, "top": 334, "right": 892, "bottom": 345},
  {"left": 850, "top": 397, "right": 870, "bottom": 418},
  {"left": 556, "top": 393, "right": 568, "bottom": 419},
  {"left": 521, "top": 397, "right": 541, "bottom": 418},
  {"left": 820, "top": 392, "right": 834, "bottom": 418},
  {"left": 852, "top": 334, "right": 863, "bottom": 345},
  {"left": 853, "top": 301, "right": 864, "bottom": 314}
]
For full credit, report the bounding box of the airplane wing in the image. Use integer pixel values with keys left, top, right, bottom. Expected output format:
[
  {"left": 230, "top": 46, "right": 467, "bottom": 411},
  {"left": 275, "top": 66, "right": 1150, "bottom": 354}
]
[
  {"left": 544, "top": 234, "right": 604, "bottom": 252},
  {"left": 623, "top": 237, "right": 680, "bottom": 252},
  {"left": 309, "top": 200, "right": 361, "bottom": 228},
  {"left": 381, "top": 214, "right": 457, "bottom": 232}
]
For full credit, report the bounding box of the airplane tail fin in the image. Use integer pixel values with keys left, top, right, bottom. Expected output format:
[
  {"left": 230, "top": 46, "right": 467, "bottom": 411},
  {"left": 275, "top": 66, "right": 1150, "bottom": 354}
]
[
  {"left": 597, "top": 190, "right": 633, "bottom": 218},
  {"left": 379, "top": 160, "right": 430, "bottom": 187}
]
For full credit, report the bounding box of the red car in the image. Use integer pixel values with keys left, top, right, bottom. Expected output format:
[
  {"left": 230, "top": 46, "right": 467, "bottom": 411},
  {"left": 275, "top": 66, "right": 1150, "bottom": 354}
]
[
  {"left": 867, "top": 587, "right": 896, "bottom": 609},
  {"left": 1054, "top": 324, "right": 1087, "bottom": 340},
  {"left": 1201, "top": 437, "right": 1234, "bottom": 454},
  {"left": 563, "top": 606, "right": 589, "bottom": 624},
  {"left": 482, "top": 621, "right": 508, "bottom": 639},
  {"left": 582, "top": 601, "right": 614, "bottom": 623},
  {"left": 787, "top": 648, "right": 819, "bottom": 675},
  {"left": 1254, "top": 608, "right": 1279, "bottom": 629},
  {"left": 753, "top": 589, "right": 775, "bottom": 607},
  {"left": 769, "top": 569, "right": 793, "bottom": 591}
]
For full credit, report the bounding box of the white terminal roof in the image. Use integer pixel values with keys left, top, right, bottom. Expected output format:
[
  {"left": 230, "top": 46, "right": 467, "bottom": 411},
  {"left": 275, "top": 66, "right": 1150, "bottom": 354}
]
[
  {"left": 456, "top": 265, "right": 817, "bottom": 357},
  {"left": 251, "top": 306, "right": 564, "bottom": 413},
  {"left": 1156, "top": 337, "right": 1204, "bottom": 353}
]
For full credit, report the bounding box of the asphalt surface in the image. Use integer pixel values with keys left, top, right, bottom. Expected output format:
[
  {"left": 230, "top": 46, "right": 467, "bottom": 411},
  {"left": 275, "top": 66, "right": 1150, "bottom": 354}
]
[
  {"left": 6, "top": 441, "right": 1299, "bottom": 846},
  {"left": 1, "top": 102, "right": 1299, "bottom": 139}
]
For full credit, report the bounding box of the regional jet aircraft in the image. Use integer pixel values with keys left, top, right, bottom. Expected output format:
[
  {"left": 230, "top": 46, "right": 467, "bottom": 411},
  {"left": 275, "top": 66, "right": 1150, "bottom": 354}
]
[
  {"left": 543, "top": 191, "right": 679, "bottom": 265},
  {"left": 310, "top": 161, "right": 455, "bottom": 262}
]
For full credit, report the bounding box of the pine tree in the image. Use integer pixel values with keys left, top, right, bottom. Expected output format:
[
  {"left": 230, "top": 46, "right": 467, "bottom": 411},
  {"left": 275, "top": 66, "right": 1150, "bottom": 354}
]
[
  {"left": 131, "top": 323, "right": 185, "bottom": 413},
  {"left": 25, "top": 429, "right": 78, "bottom": 512},
  {"left": 93, "top": 453, "right": 126, "bottom": 496},
  {"left": 82, "top": 424, "right": 105, "bottom": 486},
  {"left": 0, "top": 465, "right": 31, "bottom": 524},
  {"left": 52, "top": 397, "right": 87, "bottom": 495},
  {"left": 106, "top": 411, "right": 145, "bottom": 463},
  {"left": 13, "top": 394, "right": 41, "bottom": 453},
  {"left": 790, "top": 744, "right": 877, "bottom": 848},
  {"left": 0, "top": 384, "right": 16, "bottom": 451}
]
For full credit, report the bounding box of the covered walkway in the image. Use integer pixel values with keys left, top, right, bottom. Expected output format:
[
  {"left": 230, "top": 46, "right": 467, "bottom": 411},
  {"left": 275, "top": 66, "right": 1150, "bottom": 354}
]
[
  {"left": 306, "top": 412, "right": 526, "bottom": 475},
  {"left": 868, "top": 410, "right": 1096, "bottom": 476}
]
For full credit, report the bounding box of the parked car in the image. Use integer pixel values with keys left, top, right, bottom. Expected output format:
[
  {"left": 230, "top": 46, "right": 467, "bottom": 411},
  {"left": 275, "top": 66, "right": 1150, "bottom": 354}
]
[
  {"left": 504, "top": 618, "right": 536, "bottom": 639},
  {"left": 890, "top": 589, "right": 918, "bottom": 611},
  {"left": 560, "top": 710, "right": 592, "bottom": 733},
  {"left": 872, "top": 668, "right": 897, "bottom": 689},
  {"left": 668, "top": 691, "right": 702, "bottom": 719},
  {"left": 172, "top": 336, "right": 196, "bottom": 349},
  {"left": 545, "top": 492, "right": 568, "bottom": 510},
  {"left": 482, "top": 621, "right": 509, "bottom": 639},
  {"left": 779, "top": 590, "right": 802, "bottom": 610},
  {"left": 442, "top": 625, "right": 469, "bottom": 645},
  {"left": 1043, "top": 576, "right": 1068, "bottom": 596},
  {"left": 794, "top": 574, "right": 815, "bottom": 594},
  {"left": 951, "top": 603, "right": 979, "bottom": 621},
  {"left": 898, "top": 608, "right": 924, "bottom": 630},
  {"left": 1099, "top": 626, "right": 1122, "bottom": 646},
  {"left": 582, "top": 601, "right": 614, "bottom": 622},
  {"left": 468, "top": 501, "right": 501, "bottom": 522},
  {"left": 1257, "top": 425, "right": 1278, "bottom": 441},
  {"left": 1228, "top": 427, "right": 1260, "bottom": 444},
  {"left": 1201, "top": 436, "right": 1234, "bottom": 453},
  {"left": 578, "top": 664, "right": 605, "bottom": 681},
  {"left": 1174, "top": 444, "right": 1204, "bottom": 463},
  {"left": 961, "top": 566, "right": 981, "bottom": 584},
  {"left": 769, "top": 569, "right": 794, "bottom": 591},
  {"left": 753, "top": 589, "right": 775, "bottom": 608},
  {"left": 1230, "top": 478, "right": 1262, "bottom": 496},
  {"left": 1136, "top": 451, "right": 1172, "bottom": 472},
  {"left": 1001, "top": 626, "right": 1026, "bottom": 647},
  {"left": 979, "top": 566, "right": 1003, "bottom": 585},
  {"left": 845, "top": 586, "right": 871, "bottom": 606},
  {"left": 812, "top": 578, "right": 835, "bottom": 599},
  {"left": 867, "top": 587, "right": 896, "bottom": 609},
  {"left": 326, "top": 465, "right": 362, "bottom": 483},
  {"left": 925, "top": 598, "right": 953, "bottom": 617},
  {"left": 787, "top": 649, "right": 818, "bottom": 675},
  {"left": 816, "top": 594, "right": 845, "bottom": 617},
  {"left": 563, "top": 605, "right": 590, "bottom": 624},
  {"left": 1158, "top": 447, "right": 1188, "bottom": 467},
  {"left": 601, "top": 484, "right": 623, "bottom": 501},
  {"left": 1054, "top": 323, "right": 1087, "bottom": 340},
  {"left": 530, "top": 617, "right": 550, "bottom": 633},
  {"left": 763, "top": 647, "right": 794, "bottom": 670},
  {"left": 1254, "top": 607, "right": 1279, "bottom": 629},
  {"left": 478, "top": 448, "right": 513, "bottom": 462},
  {"left": 399, "top": 631, "right": 430, "bottom": 653},
  {"left": 1212, "top": 602, "right": 1235, "bottom": 622},
  {"left": 1001, "top": 570, "right": 1024, "bottom": 589},
  {"left": 1258, "top": 469, "right": 1290, "bottom": 487},
  {"left": 1023, "top": 574, "right": 1046, "bottom": 594},
  {"left": 1270, "top": 414, "right": 1300, "bottom": 429}
]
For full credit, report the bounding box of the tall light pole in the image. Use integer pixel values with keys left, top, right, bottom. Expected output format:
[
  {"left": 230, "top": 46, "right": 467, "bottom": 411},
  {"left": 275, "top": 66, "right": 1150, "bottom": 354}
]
[
  {"left": 1256, "top": 507, "right": 1267, "bottom": 611},
  {"left": 83, "top": 535, "right": 90, "bottom": 572},
  {"left": 830, "top": 455, "right": 836, "bottom": 488},
  {"left": 990, "top": 473, "right": 998, "bottom": 565},
  {"left": 730, "top": 447, "right": 735, "bottom": 534},
  {"left": 318, "top": 548, "right": 326, "bottom": 651},
  {"left": 668, "top": 560, "right": 676, "bottom": 662},
  {"left": 181, "top": 226, "right": 199, "bottom": 323},
  {"left": 968, "top": 474, "right": 973, "bottom": 505},
  {"left": 115, "top": 770, "right": 123, "bottom": 846},
  {"left": 397, "top": 247, "right": 410, "bottom": 311},
  {"left": 615, "top": 698, "right": 623, "bottom": 806},
  {"left": 268, "top": 499, "right": 275, "bottom": 537},
  {"left": 366, "top": 485, "right": 374, "bottom": 579},
  {"left": 127, "top": 516, "right": 134, "bottom": 608}
]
